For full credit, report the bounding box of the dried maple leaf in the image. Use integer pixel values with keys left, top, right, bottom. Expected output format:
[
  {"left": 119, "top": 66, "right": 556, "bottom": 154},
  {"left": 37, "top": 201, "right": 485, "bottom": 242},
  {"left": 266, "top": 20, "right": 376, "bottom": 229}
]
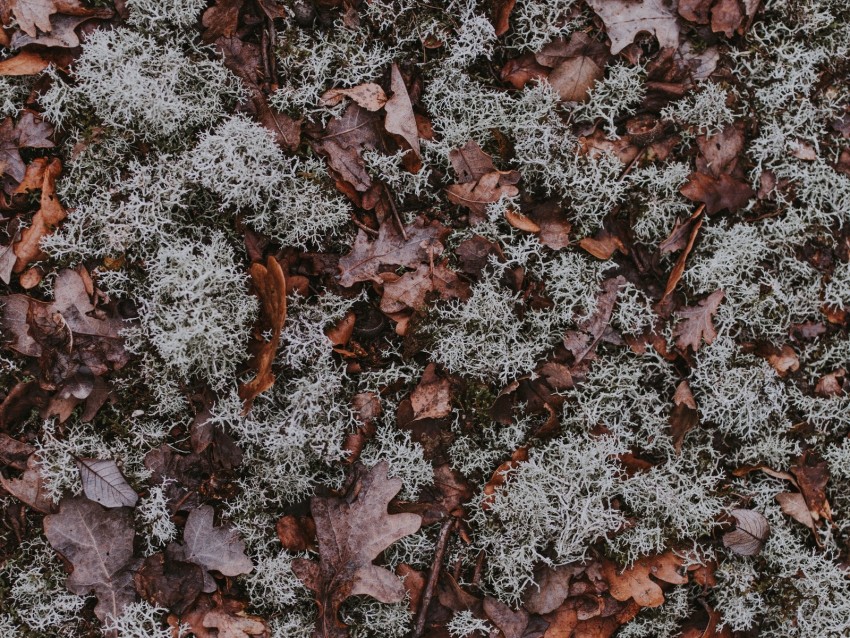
[
  {"left": 723, "top": 509, "right": 770, "bottom": 556},
  {"left": 673, "top": 290, "right": 725, "bottom": 352},
  {"left": 169, "top": 505, "right": 253, "bottom": 593},
  {"left": 77, "top": 457, "right": 138, "bottom": 508},
  {"left": 43, "top": 496, "right": 138, "bottom": 623},
  {"left": 586, "top": 0, "right": 680, "bottom": 54},
  {"left": 384, "top": 64, "right": 421, "bottom": 172},
  {"left": 338, "top": 216, "right": 448, "bottom": 287},
  {"left": 291, "top": 462, "right": 422, "bottom": 638},
  {"left": 239, "top": 256, "right": 287, "bottom": 413}
]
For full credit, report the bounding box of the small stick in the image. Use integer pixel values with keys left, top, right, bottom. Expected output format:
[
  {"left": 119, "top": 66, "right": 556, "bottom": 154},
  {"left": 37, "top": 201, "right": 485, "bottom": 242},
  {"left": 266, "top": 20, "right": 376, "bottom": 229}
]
[
  {"left": 387, "top": 187, "right": 409, "bottom": 241},
  {"left": 351, "top": 215, "right": 379, "bottom": 237},
  {"left": 413, "top": 518, "right": 455, "bottom": 638},
  {"left": 471, "top": 550, "right": 486, "bottom": 589}
]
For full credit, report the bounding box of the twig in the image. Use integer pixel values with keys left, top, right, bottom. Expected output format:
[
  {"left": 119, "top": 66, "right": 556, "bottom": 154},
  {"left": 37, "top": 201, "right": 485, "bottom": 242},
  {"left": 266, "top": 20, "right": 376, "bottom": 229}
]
[
  {"left": 351, "top": 214, "right": 379, "bottom": 237},
  {"left": 386, "top": 187, "right": 408, "bottom": 241},
  {"left": 413, "top": 518, "right": 455, "bottom": 638}
]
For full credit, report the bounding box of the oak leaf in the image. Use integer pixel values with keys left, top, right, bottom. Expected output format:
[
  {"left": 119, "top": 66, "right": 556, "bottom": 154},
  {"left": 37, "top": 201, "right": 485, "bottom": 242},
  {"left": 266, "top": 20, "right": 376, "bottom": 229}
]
[
  {"left": 0, "top": 111, "right": 54, "bottom": 184},
  {"left": 338, "top": 216, "right": 448, "bottom": 287},
  {"left": 77, "top": 457, "right": 138, "bottom": 508},
  {"left": 43, "top": 496, "right": 138, "bottom": 623},
  {"left": 449, "top": 139, "right": 496, "bottom": 183},
  {"left": 446, "top": 170, "right": 521, "bottom": 224},
  {"left": 673, "top": 290, "right": 725, "bottom": 352},
  {"left": 379, "top": 261, "right": 470, "bottom": 314},
  {"left": 586, "top": 0, "right": 680, "bottom": 54},
  {"left": 723, "top": 509, "right": 770, "bottom": 556},
  {"left": 10, "top": 10, "right": 110, "bottom": 48},
  {"left": 3, "top": 0, "right": 101, "bottom": 38},
  {"left": 291, "top": 462, "right": 422, "bottom": 638},
  {"left": 170, "top": 505, "right": 253, "bottom": 593}
]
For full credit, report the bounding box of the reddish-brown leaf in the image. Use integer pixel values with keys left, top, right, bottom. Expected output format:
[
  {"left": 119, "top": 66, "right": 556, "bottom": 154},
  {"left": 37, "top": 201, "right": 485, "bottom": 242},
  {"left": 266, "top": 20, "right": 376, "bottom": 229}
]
[
  {"left": 446, "top": 170, "right": 521, "bottom": 224},
  {"left": 680, "top": 172, "right": 755, "bottom": 215},
  {"left": 673, "top": 290, "right": 725, "bottom": 352}
]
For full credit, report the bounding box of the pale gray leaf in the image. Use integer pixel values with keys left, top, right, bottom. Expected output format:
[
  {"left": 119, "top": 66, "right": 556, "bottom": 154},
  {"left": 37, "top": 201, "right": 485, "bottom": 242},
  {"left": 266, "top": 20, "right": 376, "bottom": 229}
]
[
  {"left": 179, "top": 505, "right": 253, "bottom": 591},
  {"left": 723, "top": 508, "right": 770, "bottom": 556},
  {"left": 77, "top": 458, "right": 138, "bottom": 508}
]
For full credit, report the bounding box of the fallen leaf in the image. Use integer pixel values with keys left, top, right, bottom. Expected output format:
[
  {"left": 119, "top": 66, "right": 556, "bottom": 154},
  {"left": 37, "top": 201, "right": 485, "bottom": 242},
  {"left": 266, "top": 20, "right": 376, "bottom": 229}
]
[
  {"left": 723, "top": 509, "right": 770, "bottom": 556},
  {"left": 239, "top": 256, "right": 287, "bottom": 412},
  {"left": 764, "top": 345, "right": 799, "bottom": 377},
  {"left": 482, "top": 446, "right": 528, "bottom": 510},
  {"left": 775, "top": 492, "right": 817, "bottom": 534},
  {"left": 170, "top": 505, "right": 253, "bottom": 593},
  {"left": 528, "top": 201, "right": 572, "bottom": 250},
  {"left": 203, "top": 608, "right": 269, "bottom": 637},
  {"left": 384, "top": 64, "right": 420, "bottom": 172},
  {"left": 10, "top": 10, "right": 110, "bottom": 48},
  {"left": 661, "top": 206, "right": 705, "bottom": 301},
  {"left": 586, "top": 0, "right": 680, "bottom": 54},
  {"left": 276, "top": 514, "right": 317, "bottom": 552},
  {"left": 673, "top": 290, "right": 725, "bottom": 352},
  {"left": 321, "top": 83, "right": 388, "bottom": 111},
  {"left": 564, "top": 276, "right": 625, "bottom": 366},
  {"left": 446, "top": 170, "right": 521, "bottom": 224},
  {"left": 291, "top": 462, "right": 422, "bottom": 638},
  {"left": 500, "top": 53, "right": 549, "bottom": 89},
  {"left": 791, "top": 451, "right": 831, "bottom": 522},
  {"left": 77, "top": 457, "right": 138, "bottom": 508},
  {"left": 523, "top": 564, "right": 582, "bottom": 614},
  {"left": 0, "top": 453, "right": 56, "bottom": 513},
  {"left": 815, "top": 369, "right": 844, "bottom": 397},
  {"left": 0, "top": 111, "right": 53, "bottom": 184},
  {"left": 678, "top": 0, "right": 711, "bottom": 23},
  {"left": 491, "top": 0, "right": 516, "bottom": 36},
  {"left": 505, "top": 208, "right": 541, "bottom": 233},
  {"left": 711, "top": 0, "right": 744, "bottom": 37},
  {"left": 548, "top": 55, "right": 604, "bottom": 102},
  {"left": 3, "top": 0, "right": 103, "bottom": 38},
  {"left": 680, "top": 172, "right": 755, "bottom": 215},
  {"left": 0, "top": 50, "right": 54, "bottom": 75},
  {"left": 13, "top": 157, "right": 64, "bottom": 271},
  {"left": 251, "top": 91, "right": 301, "bottom": 152},
  {"left": 410, "top": 363, "right": 452, "bottom": 421},
  {"left": 43, "top": 496, "right": 138, "bottom": 622},
  {"left": 338, "top": 216, "right": 448, "bottom": 287},
  {"left": 201, "top": 0, "right": 244, "bottom": 42},
  {"left": 601, "top": 556, "right": 671, "bottom": 608},
  {"left": 380, "top": 261, "right": 470, "bottom": 315},
  {"left": 134, "top": 552, "right": 204, "bottom": 615},
  {"left": 669, "top": 379, "right": 699, "bottom": 453},
  {"left": 484, "top": 596, "right": 528, "bottom": 638},
  {"left": 449, "top": 139, "right": 497, "bottom": 183}
]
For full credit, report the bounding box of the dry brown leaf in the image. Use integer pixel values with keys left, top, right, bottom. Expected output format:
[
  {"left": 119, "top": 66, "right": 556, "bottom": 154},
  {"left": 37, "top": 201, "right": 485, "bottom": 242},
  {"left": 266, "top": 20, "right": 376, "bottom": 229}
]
[
  {"left": 505, "top": 208, "right": 540, "bottom": 233},
  {"left": 775, "top": 492, "right": 817, "bottom": 534},
  {"left": 586, "top": 0, "right": 680, "bottom": 54},
  {"left": 203, "top": 608, "right": 269, "bottom": 638},
  {"left": 484, "top": 596, "right": 529, "bottom": 638},
  {"left": 500, "top": 53, "right": 549, "bottom": 89},
  {"left": 723, "top": 509, "right": 770, "bottom": 556},
  {"left": 1, "top": 111, "right": 54, "bottom": 184},
  {"left": 321, "top": 83, "right": 388, "bottom": 111},
  {"left": 662, "top": 206, "right": 704, "bottom": 301},
  {"left": 0, "top": 50, "right": 54, "bottom": 75},
  {"left": 276, "top": 514, "right": 317, "bottom": 552},
  {"left": 380, "top": 261, "right": 470, "bottom": 315},
  {"left": 3, "top": 0, "right": 102, "bottom": 37},
  {"left": 680, "top": 172, "right": 755, "bottom": 215},
  {"left": 548, "top": 55, "right": 604, "bottom": 102},
  {"left": 673, "top": 290, "right": 725, "bottom": 352},
  {"left": 384, "top": 64, "right": 421, "bottom": 172},
  {"left": 446, "top": 170, "right": 521, "bottom": 224},
  {"left": 13, "top": 157, "right": 63, "bottom": 272},
  {"left": 523, "top": 564, "right": 583, "bottom": 614},
  {"left": 449, "top": 139, "right": 497, "bottom": 183},
  {"left": 291, "top": 462, "right": 422, "bottom": 638},
  {"left": 0, "top": 453, "right": 56, "bottom": 513},
  {"left": 528, "top": 201, "right": 572, "bottom": 250},
  {"left": 169, "top": 505, "right": 253, "bottom": 593},
  {"left": 239, "top": 256, "right": 287, "bottom": 412},
  {"left": 669, "top": 379, "right": 699, "bottom": 453},
  {"left": 711, "top": 0, "right": 744, "bottom": 37},
  {"left": 410, "top": 363, "right": 452, "bottom": 421},
  {"left": 815, "top": 369, "right": 845, "bottom": 397},
  {"left": 482, "top": 446, "right": 528, "bottom": 510},
  {"left": 678, "top": 0, "right": 711, "bottom": 23},
  {"left": 201, "top": 0, "right": 244, "bottom": 42},
  {"left": 10, "top": 10, "right": 110, "bottom": 48},
  {"left": 578, "top": 230, "right": 625, "bottom": 260},
  {"left": 764, "top": 344, "right": 799, "bottom": 377},
  {"left": 338, "top": 216, "right": 448, "bottom": 287},
  {"left": 791, "top": 451, "right": 832, "bottom": 522},
  {"left": 43, "top": 496, "right": 138, "bottom": 623},
  {"left": 134, "top": 552, "right": 204, "bottom": 615},
  {"left": 601, "top": 553, "right": 685, "bottom": 609},
  {"left": 77, "top": 457, "right": 138, "bottom": 508},
  {"left": 491, "top": 0, "right": 516, "bottom": 36}
]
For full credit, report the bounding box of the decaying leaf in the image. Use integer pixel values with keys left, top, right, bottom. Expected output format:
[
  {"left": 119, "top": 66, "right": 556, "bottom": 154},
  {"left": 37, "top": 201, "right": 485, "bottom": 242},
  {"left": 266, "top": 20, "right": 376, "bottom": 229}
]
[
  {"left": 201, "top": 0, "right": 244, "bottom": 42},
  {"left": 449, "top": 139, "right": 497, "bottom": 183},
  {"left": 10, "top": 10, "right": 111, "bottom": 48},
  {"left": 134, "top": 552, "right": 204, "bottom": 615},
  {"left": 0, "top": 111, "right": 54, "bottom": 184},
  {"left": 680, "top": 172, "right": 755, "bottom": 215},
  {"left": 791, "top": 451, "right": 832, "bottom": 523},
  {"left": 291, "top": 462, "right": 422, "bottom": 638},
  {"left": 547, "top": 55, "right": 604, "bottom": 102},
  {"left": 321, "top": 83, "right": 388, "bottom": 111},
  {"left": 338, "top": 216, "right": 449, "bottom": 287},
  {"left": 239, "top": 256, "right": 287, "bottom": 412},
  {"left": 409, "top": 363, "right": 452, "bottom": 421},
  {"left": 446, "top": 170, "right": 521, "bottom": 224},
  {"left": 384, "top": 64, "right": 421, "bottom": 172},
  {"left": 601, "top": 552, "right": 687, "bottom": 608},
  {"left": 673, "top": 290, "right": 725, "bottom": 352},
  {"left": 379, "top": 261, "right": 470, "bottom": 315},
  {"left": 3, "top": 0, "right": 104, "bottom": 38},
  {"left": 723, "top": 508, "right": 770, "bottom": 556},
  {"left": 77, "top": 457, "right": 138, "bottom": 508},
  {"left": 586, "top": 0, "right": 680, "bottom": 54},
  {"left": 203, "top": 608, "right": 269, "bottom": 638},
  {"left": 776, "top": 492, "right": 817, "bottom": 535},
  {"left": 43, "top": 496, "right": 138, "bottom": 622},
  {"left": 12, "top": 157, "right": 64, "bottom": 272},
  {"left": 170, "top": 505, "right": 253, "bottom": 593},
  {"left": 669, "top": 379, "right": 699, "bottom": 453},
  {"left": 0, "top": 453, "right": 56, "bottom": 513}
]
